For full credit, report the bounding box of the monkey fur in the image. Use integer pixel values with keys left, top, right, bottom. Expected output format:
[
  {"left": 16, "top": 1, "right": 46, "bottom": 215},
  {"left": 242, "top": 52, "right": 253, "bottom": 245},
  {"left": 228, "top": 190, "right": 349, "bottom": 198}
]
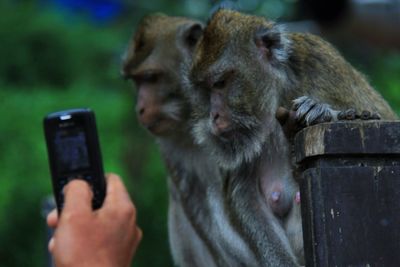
[
  {"left": 122, "top": 13, "right": 278, "bottom": 267},
  {"left": 122, "top": 14, "right": 221, "bottom": 267},
  {"left": 184, "top": 9, "right": 397, "bottom": 266}
]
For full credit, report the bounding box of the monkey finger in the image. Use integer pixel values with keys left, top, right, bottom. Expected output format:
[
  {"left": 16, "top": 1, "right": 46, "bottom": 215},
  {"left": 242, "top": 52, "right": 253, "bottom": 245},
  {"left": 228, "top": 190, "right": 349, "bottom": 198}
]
[
  {"left": 292, "top": 96, "right": 315, "bottom": 112},
  {"left": 277, "top": 108, "right": 302, "bottom": 138},
  {"left": 360, "top": 110, "right": 372, "bottom": 120},
  {"left": 308, "top": 112, "right": 333, "bottom": 126},
  {"left": 305, "top": 105, "right": 333, "bottom": 125},
  {"left": 371, "top": 112, "right": 381, "bottom": 120},
  {"left": 360, "top": 110, "right": 381, "bottom": 120},
  {"left": 275, "top": 107, "right": 290, "bottom": 126},
  {"left": 338, "top": 108, "right": 358, "bottom": 120},
  {"left": 293, "top": 97, "right": 317, "bottom": 121}
]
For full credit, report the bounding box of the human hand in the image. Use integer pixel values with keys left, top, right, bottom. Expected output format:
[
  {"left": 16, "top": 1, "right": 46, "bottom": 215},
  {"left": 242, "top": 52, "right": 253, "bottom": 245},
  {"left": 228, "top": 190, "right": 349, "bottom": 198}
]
[{"left": 47, "top": 173, "right": 142, "bottom": 267}]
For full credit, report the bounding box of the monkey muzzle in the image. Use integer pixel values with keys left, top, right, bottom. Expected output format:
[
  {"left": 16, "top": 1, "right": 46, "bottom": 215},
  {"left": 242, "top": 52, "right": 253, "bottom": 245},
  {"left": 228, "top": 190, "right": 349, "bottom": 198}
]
[{"left": 211, "top": 118, "right": 233, "bottom": 138}]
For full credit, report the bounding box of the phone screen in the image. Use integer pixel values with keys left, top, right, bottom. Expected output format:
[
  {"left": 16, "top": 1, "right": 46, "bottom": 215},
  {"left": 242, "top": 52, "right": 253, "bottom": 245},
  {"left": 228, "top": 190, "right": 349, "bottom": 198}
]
[{"left": 54, "top": 127, "right": 90, "bottom": 174}]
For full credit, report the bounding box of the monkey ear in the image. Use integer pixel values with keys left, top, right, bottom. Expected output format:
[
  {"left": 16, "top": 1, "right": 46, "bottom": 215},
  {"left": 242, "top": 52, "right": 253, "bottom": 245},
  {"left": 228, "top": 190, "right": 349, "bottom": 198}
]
[
  {"left": 255, "top": 25, "right": 290, "bottom": 64},
  {"left": 181, "top": 22, "right": 204, "bottom": 49}
]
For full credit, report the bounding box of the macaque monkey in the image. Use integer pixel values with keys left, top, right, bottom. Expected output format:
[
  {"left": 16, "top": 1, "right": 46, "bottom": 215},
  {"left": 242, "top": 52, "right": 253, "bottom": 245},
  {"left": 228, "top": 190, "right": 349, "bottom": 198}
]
[
  {"left": 122, "top": 14, "right": 266, "bottom": 267},
  {"left": 185, "top": 9, "right": 397, "bottom": 266},
  {"left": 121, "top": 14, "right": 218, "bottom": 267}
]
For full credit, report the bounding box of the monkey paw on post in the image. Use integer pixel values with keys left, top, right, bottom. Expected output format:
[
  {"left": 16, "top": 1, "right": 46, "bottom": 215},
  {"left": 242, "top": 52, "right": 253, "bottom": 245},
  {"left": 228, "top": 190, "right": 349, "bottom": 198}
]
[{"left": 276, "top": 96, "right": 382, "bottom": 139}]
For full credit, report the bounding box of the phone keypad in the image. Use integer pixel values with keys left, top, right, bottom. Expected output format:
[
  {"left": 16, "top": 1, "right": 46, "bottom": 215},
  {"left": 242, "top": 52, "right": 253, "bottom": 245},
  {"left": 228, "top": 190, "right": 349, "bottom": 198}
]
[{"left": 56, "top": 174, "right": 104, "bottom": 211}]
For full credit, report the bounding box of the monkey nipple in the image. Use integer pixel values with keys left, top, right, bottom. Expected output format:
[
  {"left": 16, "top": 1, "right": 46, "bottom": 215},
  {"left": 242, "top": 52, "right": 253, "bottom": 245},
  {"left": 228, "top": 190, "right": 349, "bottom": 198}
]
[
  {"left": 270, "top": 191, "right": 281, "bottom": 202},
  {"left": 295, "top": 191, "right": 301, "bottom": 205},
  {"left": 268, "top": 190, "right": 292, "bottom": 218}
]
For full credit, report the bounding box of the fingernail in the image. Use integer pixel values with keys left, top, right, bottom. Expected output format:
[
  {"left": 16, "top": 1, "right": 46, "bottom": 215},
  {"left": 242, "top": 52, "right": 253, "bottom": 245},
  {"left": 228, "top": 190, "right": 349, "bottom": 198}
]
[{"left": 48, "top": 237, "right": 55, "bottom": 252}]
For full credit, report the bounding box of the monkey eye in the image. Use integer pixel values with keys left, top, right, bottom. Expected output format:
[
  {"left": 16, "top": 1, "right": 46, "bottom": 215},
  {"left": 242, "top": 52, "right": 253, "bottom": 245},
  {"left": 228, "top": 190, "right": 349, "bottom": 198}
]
[
  {"left": 166, "top": 91, "right": 181, "bottom": 100},
  {"left": 213, "top": 79, "right": 226, "bottom": 89},
  {"left": 211, "top": 70, "right": 234, "bottom": 89},
  {"left": 135, "top": 38, "right": 145, "bottom": 53},
  {"left": 132, "top": 71, "right": 161, "bottom": 85}
]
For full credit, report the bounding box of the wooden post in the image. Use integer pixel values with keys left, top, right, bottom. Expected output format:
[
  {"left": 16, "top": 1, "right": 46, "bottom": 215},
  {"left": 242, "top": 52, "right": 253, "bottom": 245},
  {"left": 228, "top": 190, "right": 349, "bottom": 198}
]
[{"left": 295, "top": 121, "right": 400, "bottom": 267}]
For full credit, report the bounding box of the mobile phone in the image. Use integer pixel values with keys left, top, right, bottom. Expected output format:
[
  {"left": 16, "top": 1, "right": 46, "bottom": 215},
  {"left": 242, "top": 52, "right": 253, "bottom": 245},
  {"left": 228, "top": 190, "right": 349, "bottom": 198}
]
[{"left": 43, "top": 108, "right": 106, "bottom": 212}]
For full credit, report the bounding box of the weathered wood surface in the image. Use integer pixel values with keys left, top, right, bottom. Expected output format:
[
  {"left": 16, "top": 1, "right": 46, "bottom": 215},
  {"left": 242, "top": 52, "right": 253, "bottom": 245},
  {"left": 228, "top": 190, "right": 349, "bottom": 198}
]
[
  {"left": 295, "top": 121, "right": 400, "bottom": 267},
  {"left": 295, "top": 121, "right": 400, "bottom": 164}
]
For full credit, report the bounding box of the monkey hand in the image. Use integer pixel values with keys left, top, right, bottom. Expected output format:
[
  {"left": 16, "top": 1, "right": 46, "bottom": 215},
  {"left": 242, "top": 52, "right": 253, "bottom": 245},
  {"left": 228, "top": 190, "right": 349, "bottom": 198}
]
[
  {"left": 292, "top": 96, "right": 338, "bottom": 126},
  {"left": 276, "top": 96, "right": 381, "bottom": 138},
  {"left": 293, "top": 96, "right": 381, "bottom": 125},
  {"left": 276, "top": 95, "right": 334, "bottom": 138},
  {"left": 275, "top": 106, "right": 303, "bottom": 139},
  {"left": 275, "top": 101, "right": 334, "bottom": 139}
]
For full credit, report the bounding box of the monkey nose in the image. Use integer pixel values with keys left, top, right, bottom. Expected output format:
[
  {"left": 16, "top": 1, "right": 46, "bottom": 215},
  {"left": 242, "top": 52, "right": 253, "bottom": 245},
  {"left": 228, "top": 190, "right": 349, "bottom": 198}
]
[
  {"left": 212, "top": 118, "right": 231, "bottom": 136},
  {"left": 211, "top": 109, "right": 219, "bottom": 120},
  {"left": 139, "top": 107, "right": 145, "bottom": 116}
]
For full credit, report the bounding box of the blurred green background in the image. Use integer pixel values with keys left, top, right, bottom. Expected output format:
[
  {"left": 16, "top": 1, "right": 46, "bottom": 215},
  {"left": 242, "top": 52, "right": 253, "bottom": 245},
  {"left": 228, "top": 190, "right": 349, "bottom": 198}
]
[{"left": 0, "top": 0, "right": 399, "bottom": 266}]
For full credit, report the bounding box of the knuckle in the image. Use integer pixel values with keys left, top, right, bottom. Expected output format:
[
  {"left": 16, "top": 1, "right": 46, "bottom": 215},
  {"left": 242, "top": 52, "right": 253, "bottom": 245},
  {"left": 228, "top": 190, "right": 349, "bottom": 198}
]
[
  {"left": 120, "top": 202, "right": 136, "bottom": 218},
  {"left": 137, "top": 227, "right": 143, "bottom": 242},
  {"left": 61, "top": 211, "right": 75, "bottom": 222},
  {"left": 65, "top": 179, "right": 91, "bottom": 194},
  {"left": 106, "top": 173, "right": 121, "bottom": 182},
  {"left": 108, "top": 201, "right": 136, "bottom": 220},
  {"left": 62, "top": 209, "right": 84, "bottom": 222}
]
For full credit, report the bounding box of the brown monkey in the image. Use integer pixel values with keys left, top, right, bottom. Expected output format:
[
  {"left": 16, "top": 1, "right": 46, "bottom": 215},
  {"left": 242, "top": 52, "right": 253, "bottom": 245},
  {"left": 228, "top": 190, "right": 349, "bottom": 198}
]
[
  {"left": 122, "top": 14, "right": 263, "bottom": 267},
  {"left": 185, "top": 9, "right": 397, "bottom": 266},
  {"left": 122, "top": 14, "right": 201, "bottom": 137},
  {"left": 121, "top": 14, "right": 219, "bottom": 267}
]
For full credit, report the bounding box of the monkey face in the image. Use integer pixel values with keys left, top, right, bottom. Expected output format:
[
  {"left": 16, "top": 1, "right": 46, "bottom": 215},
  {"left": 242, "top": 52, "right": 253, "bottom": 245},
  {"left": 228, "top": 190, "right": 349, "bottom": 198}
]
[
  {"left": 125, "top": 47, "right": 189, "bottom": 136},
  {"left": 187, "top": 10, "right": 292, "bottom": 169},
  {"left": 189, "top": 65, "right": 268, "bottom": 169},
  {"left": 131, "top": 71, "right": 188, "bottom": 136},
  {"left": 122, "top": 14, "right": 204, "bottom": 137}
]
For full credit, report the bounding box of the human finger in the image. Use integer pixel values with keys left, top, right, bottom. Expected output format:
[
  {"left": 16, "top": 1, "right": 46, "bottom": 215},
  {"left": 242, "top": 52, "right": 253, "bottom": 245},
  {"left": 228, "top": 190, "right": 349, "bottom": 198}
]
[
  {"left": 46, "top": 209, "right": 58, "bottom": 228},
  {"left": 103, "top": 173, "right": 131, "bottom": 207},
  {"left": 48, "top": 237, "right": 55, "bottom": 252},
  {"left": 62, "top": 179, "right": 93, "bottom": 214}
]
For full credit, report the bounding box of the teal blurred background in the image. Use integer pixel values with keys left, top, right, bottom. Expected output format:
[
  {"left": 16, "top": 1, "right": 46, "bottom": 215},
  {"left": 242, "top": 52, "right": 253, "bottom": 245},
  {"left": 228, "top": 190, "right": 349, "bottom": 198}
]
[{"left": 0, "top": 0, "right": 399, "bottom": 267}]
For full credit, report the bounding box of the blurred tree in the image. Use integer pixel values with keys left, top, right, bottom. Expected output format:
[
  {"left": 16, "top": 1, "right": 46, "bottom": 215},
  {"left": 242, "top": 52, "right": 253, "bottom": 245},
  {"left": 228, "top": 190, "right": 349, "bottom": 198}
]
[
  {"left": 43, "top": 0, "right": 123, "bottom": 24},
  {"left": 0, "top": 1, "right": 173, "bottom": 267}
]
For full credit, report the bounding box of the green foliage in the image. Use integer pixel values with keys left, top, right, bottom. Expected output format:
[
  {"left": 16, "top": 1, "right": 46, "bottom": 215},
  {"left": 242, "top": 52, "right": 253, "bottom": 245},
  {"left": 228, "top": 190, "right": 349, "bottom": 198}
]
[
  {"left": 370, "top": 52, "right": 400, "bottom": 115},
  {"left": 0, "top": 2, "right": 124, "bottom": 89},
  {"left": 0, "top": 2, "right": 173, "bottom": 267}
]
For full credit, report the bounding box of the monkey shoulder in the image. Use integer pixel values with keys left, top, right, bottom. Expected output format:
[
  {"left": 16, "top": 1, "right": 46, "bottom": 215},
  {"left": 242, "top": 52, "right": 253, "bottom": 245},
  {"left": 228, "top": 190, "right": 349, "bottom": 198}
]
[{"left": 287, "top": 33, "right": 345, "bottom": 66}]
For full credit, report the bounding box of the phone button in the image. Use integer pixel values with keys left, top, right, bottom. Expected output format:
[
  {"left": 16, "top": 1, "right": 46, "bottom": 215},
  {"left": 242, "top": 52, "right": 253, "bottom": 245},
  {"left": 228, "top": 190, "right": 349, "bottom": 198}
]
[
  {"left": 84, "top": 174, "right": 93, "bottom": 182},
  {"left": 59, "top": 178, "right": 68, "bottom": 187}
]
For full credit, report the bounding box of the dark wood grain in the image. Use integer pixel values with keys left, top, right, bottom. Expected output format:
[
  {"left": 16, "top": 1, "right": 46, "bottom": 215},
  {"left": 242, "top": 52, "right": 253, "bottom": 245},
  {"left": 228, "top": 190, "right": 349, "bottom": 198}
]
[{"left": 295, "top": 121, "right": 400, "bottom": 267}]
